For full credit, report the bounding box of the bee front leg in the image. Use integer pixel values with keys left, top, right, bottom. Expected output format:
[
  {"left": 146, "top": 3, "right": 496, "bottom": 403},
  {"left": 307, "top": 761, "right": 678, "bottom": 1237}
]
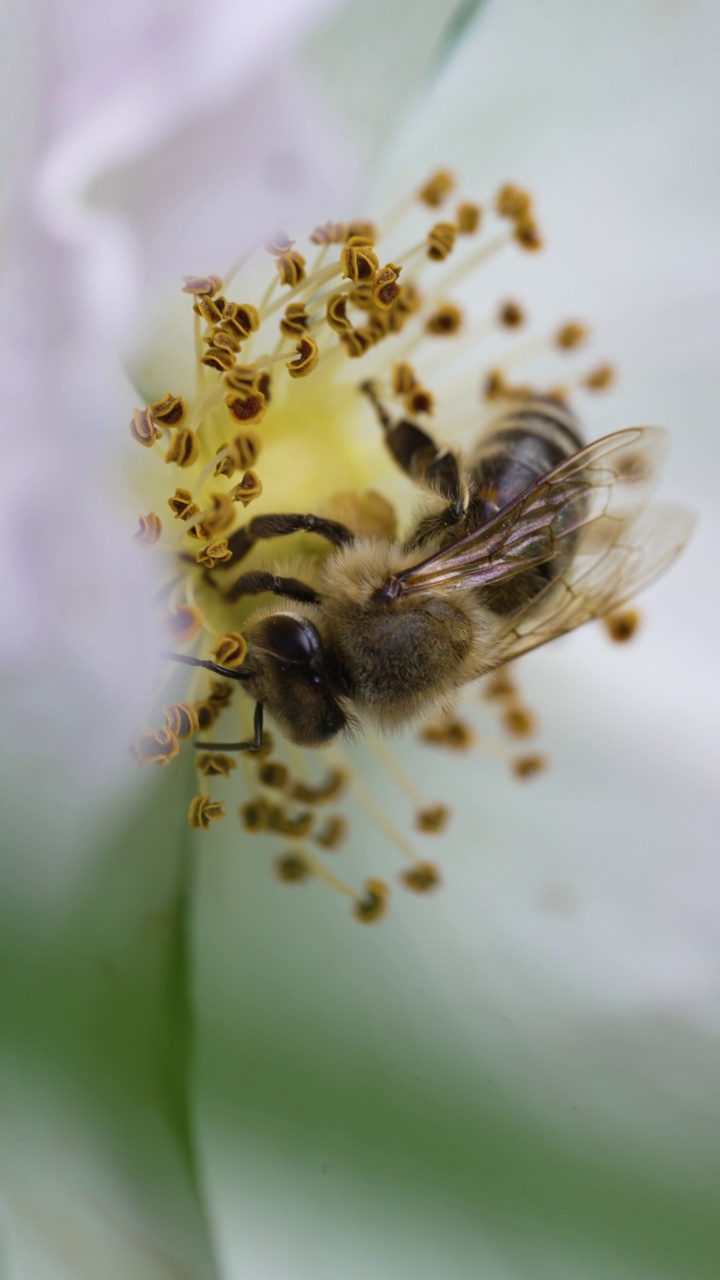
[
  {"left": 219, "top": 512, "right": 355, "bottom": 567},
  {"left": 222, "top": 570, "right": 321, "bottom": 605}
]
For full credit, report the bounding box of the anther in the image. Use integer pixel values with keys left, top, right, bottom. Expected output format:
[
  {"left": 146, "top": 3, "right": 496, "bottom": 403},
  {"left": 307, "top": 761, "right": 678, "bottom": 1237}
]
[
  {"left": 265, "top": 232, "right": 295, "bottom": 256},
  {"left": 240, "top": 797, "right": 273, "bottom": 833},
  {"left": 231, "top": 471, "right": 263, "bottom": 506},
  {"left": 200, "top": 493, "right": 235, "bottom": 536},
  {"left": 346, "top": 220, "right": 377, "bottom": 241},
  {"left": 340, "top": 328, "right": 374, "bottom": 358},
  {"left": 495, "top": 183, "right": 532, "bottom": 220},
  {"left": 258, "top": 761, "right": 289, "bottom": 790},
  {"left": 326, "top": 293, "right": 352, "bottom": 333},
  {"left": 456, "top": 201, "right": 481, "bottom": 234},
  {"left": 418, "top": 170, "right": 455, "bottom": 207},
  {"left": 291, "top": 770, "right": 347, "bottom": 804},
  {"left": 353, "top": 879, "right": 389, "bottom": 924},
  {"left": 225, "top": 390, "right": 267, "bottom": 424},
  {"left": 222, "top": 303, "right": 261, "bottom": 340},
  {"left": 512, "top": 754, "right": 547, "bottom": 779},
  {"left": 275, "top": 851, "right": 312, "bottom": 883},
  {"left": 194, "top": 295, "right": 226, "bottom": 325},
  {"left": 207, "top": 679, "right": 234, "bottom": 711},
  {"left": 130, "top": 407, "right": 162, "bottom": 448},
  {"left": 310, "top": 222, "right": 347, "bottom": 245},
  {"left": 502, "top": 705, "right": 535, "bottom": 737},
  {"left": 583, "top": 363, "right": 615, "bottom": 391},
  {"left": 182, "top": 274, "right": 223, "bottom": 296},
  {"left": 405, "top": 387, "right": 434, "bottom": 416},
  {"left": 163, "top": 604, "right": 203, "bottom": 644},
  {"left": 196, "top": 539, "right": 233, "bottom": 568},
  {"left": 314, "top": 815, "right": 347, "bottom": 850},
  {"left": 268, "top": 806, "right": 314, "bottom": 838},
  {"left": 279, "top": 303, "right": 309, "bottom": 337},
  {"left": 425, "top": 303, "right": 463, "bottom": 335},
  {"left": 401, "top": 862, "right": 441, "bottom": 893},
  {"left": 514, "top": 216, "right": 543, "bottom": 251},
  {"left": 392, "top": 362, "right": 417, "bottom": 395},
  {"left": 164, "top": 702, "right": 201, "bottom": 739},
  {"left": 202, "top": 346, "right": 236, "bottom": 372},
  {"left": 420, "top": 718, "right": 474, "bottom": 751},
  {"left": 555, "top": 321, "right": 588, "bottom": 350},
  {"left": 150, "top": 392, "right": 187, "bottom": 427},
  {"left": 415, "top": 805, "right": 449, "bottom": 833},
  {"left": 426, "top": 222, "right": 457, "bottom": 261},
  {"left": 133, "top": 513, "right": 162, "bottom": 546},
  {"left": 135, "top": 726, "right": 179, "bottom": 766},
  {"left": 275, "top": 251, "right": 307, "bottom": 287},
  {"left": 603, "top": 609, "right": 641, "bottom": 643},
  {"left": 340, "top": 238, "right": 379, "bottom": 283},
  {"left": 195, "top": 753, "right": 237, "bottom": 777},
  {"left": 498, "top": 300, "right": 525, "bottom": 328},
  {"left": 287, "top": 336, "right": 319, "bottom": 378},
  {"left": 165, "top": 427, "right": 200, "bottom": 468},
  {"left": 194, "top": 701, "right": 219, "bottom": 731},
  {"left": 212, "top": 632, "right": 248, "bottom": 668},
  {"left": 373, "top": 264, "right": 402, "bottom": 310},
  {"left": 188, "top": 795, "right": 226, "bottom": 830}
]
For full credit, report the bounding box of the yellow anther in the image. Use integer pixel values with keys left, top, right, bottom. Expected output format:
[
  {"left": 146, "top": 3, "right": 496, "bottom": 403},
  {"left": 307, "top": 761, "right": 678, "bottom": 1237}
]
[
  {"left": 326, "top": 292, "right": 352, "bottom": 333},
  {"left": 221, "top": 302, "right": 261, "bottom": 340},
  {"left": 275, "top": 251, "right": 307, "bottom": 287},
  {"left": 392, "top": 362, "right": 417, "bottom": 395},
  {"left": 225, "top": 389, "right": 267, "bottom": 424},
  {"left": 149, "top": 392, "right": 187, "bottom": 427},
  {"left": 420, "top": 718, "right": 474, "bottom": 751},
  {"left": 133, "top": 512, "right": 162, "bottom": 547},
  {"left": 512, "top": 754, "right": 547, "bottom": 779},
  {"left": 415, "top": 805, "right": 449, "bottom": 833},
  {"left": 182, "top": 274, "right": 223, "bottom": 296},
  {"left": 287, "top": 336, "right": 319, "bottom": 378},
  {"left": 135, "top": 726, "right": 180, "bottom": 766},
  {"left": 495, "top": 183, "right": 532, "bottom": 220},
  {"left": 514, "top": 215, "right": 543, "bottom": 251},
  {"left": 188, "top": 795, "right": 226, "bottom": 830},
  {"left": 314, "top": 815, "right": 348, "bottom": 850},
  {"left": 275, "top": 851, "right": 312, "bottom": 883},
  {"left": 163, "top": 603, "right": 203, "bottom": 644},
  {"left": 603, "top": 609, "right": 641, "bottom": 643},
  {"left": 258, "top": 761, "right": 289, "bottom": 790},
  {"left": 310, "top": 221, "right": 347, "bottom": 244},
  {"left": 583, "top": 363, "right": 615, "bottom": 391},
  {"left": 556, "top": 321, "right": 588, "bottom": 350},
  {"left": 498, "top": 300, "right": 525, "bottom": 328},
  {"left": 195, "top": 752, "right": 238, "bottom": 777},
  {"left": 265, "top": 231, "right": 295, "bottom": 256},
  {"left": 224, "top": 364, "right": 271, "bottom": 397},
  {"left": 425, "top": 302, "right": 463, "bottom": 335},
  {"left": 456, "top": 201, "right": 481, "bottom": 234},
  {"left": 168, "top": 488, "right": 200, "bottom": 521},
  {"left": 196, "top": 539, "right": 233, "bottom": 568},
  {"left": 401, "top": 862, "right": 441, "bottom": 893},
  {"left": 426, "top": 221, "right": 457, "bottom": 261},
  {"left": 163, "top": 701, "right": 201, "bottom": 739},
  {"left": 209, "top": 328, "right": 242, "bottom": 354},
  {"left": 185, "top": 517, "right": 211, "bottom": 541},
  {"left": 240, "top": 797, "right": 273, "bottom": 832},
  {"left": 130, "top": 407, "right": 162, "bottom": 448},
  {"left": 353, "top": 878, "right": 389, "bottom": 924},
  {"left": 373, "top": 263, "right": 402, "bottom": 310},
  {"left": 418, "top": 170, "right": 455, "bottom": 207},
  {"left": 231, "top": 470, "right": 263, "bottom": 506},
  {"left": 194, "top": 295, "right": 226, "bottom": 325},
  {"left": 165, "top": 427, "right": 200, "bottom": 468},
  {"left": 405, "top": 386, "right": 434, "bottom": 416},
  {"left": 340, "top": 238, "right": 379, "bottom": 283},
  {"left": 202, "top": 346, "right": 236, "bottom": 372},
  {"left": 279, "top": 303, "right": 309, "bottom": 337},
  {"left": 502, "top": 705, "right": 535, "bottom": 737},
  {"left": 212, "top": 631, "right": 248, "bottom": 668}
]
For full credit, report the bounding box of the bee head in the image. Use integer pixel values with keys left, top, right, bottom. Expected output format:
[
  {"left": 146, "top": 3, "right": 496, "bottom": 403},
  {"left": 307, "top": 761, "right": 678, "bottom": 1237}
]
[{"left": 245, "top": 611, "right": 349, "bottom": 747}]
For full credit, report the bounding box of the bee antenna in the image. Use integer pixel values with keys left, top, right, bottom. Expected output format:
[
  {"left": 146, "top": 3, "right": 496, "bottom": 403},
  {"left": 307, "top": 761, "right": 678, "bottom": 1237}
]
[{"left": 161, "top": 650, "right": 253, "bottom": 682}]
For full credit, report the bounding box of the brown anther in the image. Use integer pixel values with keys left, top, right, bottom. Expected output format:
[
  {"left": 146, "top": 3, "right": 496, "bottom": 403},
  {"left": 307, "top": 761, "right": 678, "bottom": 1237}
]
[
  {"left": 222, "top": 303, "right": 261, "bottom": 341},
  {"left": 373, "top": 264, "right": 402, "bottom": 310},
  {"left": 405, "top": 387, "right": 434, "bottom": 416},
  {"left": 130, "top": 407, "right": 162, "bottom": 448},
  {"left": 514, "top": 216, "right": 543, "bottom": 251},
  {"left": 326, "top": 292, "right": 352, "bottom": 333},
  {"left": 456, "top": 201, "right": 481, "bottom": 234},
  {"left": 265, "top": 807, "right": 312, "bottom": 838},
  {"left": 340, "top": 238, "right": 379, "bottom": 283},
  {"left": 163, "top": 604, "right": 203, "bottom": 645},
  {"left": 603, "top": 609, "right": 641, "bottom": 643},
  {"left": 502, "top": 705, "right": 535, "bottom": 737},
  {"left": 392, "top": 362, "right": 417, "bottom": 395},
  {"left": 401, "top": 862, "right": 441, "bottom": 893},
  {"left": 207, "top": 679, "right": 234, "bottom": 711},
  {"left": 196, "top": 539, "right": 233, "bottom": 568},
  {"left": 276, "top": 251, "right": 306, "bottom": 288},
  {"left": 202, "top": 346, "right": 236, "bottom": 372},
  {"left": 258, "top": 761, "right": 289, "bottom": 790},
  {"left": 188, "top": 795, "right": 226, "bottom": 831},
  {"left": 229, "top": 431, "right": 262, "bottom": 470},
  {"left": 353, "top": 878, "right": 389, "bottom": 924},
  {"left": 133, "top": 512, "right": 162, "bottom": 547},
  {"left": 495, "top": 183, "right": 532, "bottom": 220},
  {"left": 185, "top": 518, "right": 211, "bottom": 541},
  {"left": 265, "top": 231, "right": 294, "bottom": 256},
  {"left": 351, "top": 281, "right": 375, "bottom": 311},
  {"left": 150, "top": 392, "right": 187, "bottom": 427},
  {"left": 135, "top": 726, "right": 179, "bottom": 766},
  {"left": 339, "top": 328, "right": 373, "bottom": 359},
  {"left": 418, "top": 170, "right": 455, "bottom": 207},
  {"left": 584, "top": 363, "right": 615, "bottom": 391},
  {"left": 194, "top": 701, "right": 218, "bottom": 731},
  {"left": 287, "top": 336, "right": 319, "bottom": 379},
  {"left": 165, "top": 427, "right": 200, "bottom": 468},
  {"left": 168, "top": 488, "right": 199, "bottom": 521},
  {"left": 194, "top": 295, "right": 226, "bottom": 325},
  {"left": 182, "top": 274, "right": 223, "bottom": 296},
  {"left": 313, "top": 815, "right": 347, "bottom": 850},
  {"left": 240, "top": 797, "right": 273, "bottom": 833},
  {"left": 212, "top": 631, "right": 248, "bottom": 668},
  {"left": 231, "top": 471, "right": 263, "bottom": 507},
  {"left": 195, "top": 753, "right": 237, "bottom": 778},
  {"left": 426, "top": 302, "right": 463, "bottom": 335},
  {"left": 291, "top": 769, "right": 347, "bottom": 805},
  {"left": 275, "top": 851, "right": 312, "bottom": 883},
  {"left": 346, "top": 220, "right": 377, "bottom": 242},
  {"left": 483, "top": 368, "right": 507, "bottom": 400},
  {"left": 426, "top": 222, "right": 457, "bottom": 261},
  {"left": 209, "top": 327, "right": 242, "bottom": 354},
  {"left": 498, "top": 300, "right": 525, "bottom": 328},
  {"left": 279, "top": 303, "right": 309, "bottom": 337},
  {"left": 420, "top": 718, "right": 474, "bottom": 751},
  {"left": 415, "top": 805, "right": 449, "bottom": 834},
  {"left": 163, "top": 701, "right": 201, "bottom": 739},
  {"left": 556, "top": 321, "right": 588, "bottom": 350},
  {"left": 225, "top": 389, "right": 267, "bottom": 424},
  {"left": 310, "top": 221, "right": 347, "bottom": 245},
  {"left": 512, "top": 754, "right": 547, "bottom": 780}
]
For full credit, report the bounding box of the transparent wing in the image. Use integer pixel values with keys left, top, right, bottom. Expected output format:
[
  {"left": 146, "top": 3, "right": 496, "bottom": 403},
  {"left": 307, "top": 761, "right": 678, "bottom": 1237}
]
[
  {"left": 390, "top": 427, "right": 670, "bottom": 597},
  {"left": 487, "top": 501, "right": 695, "bottom": 668}
]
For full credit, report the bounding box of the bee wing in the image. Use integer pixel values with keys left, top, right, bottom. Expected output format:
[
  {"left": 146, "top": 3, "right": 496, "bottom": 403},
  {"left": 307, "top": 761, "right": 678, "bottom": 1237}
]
[
  {"left": 489, "top": 501, "right": 695, "bottom": 666},
  {"left": 392, "top": 427, "right": 670, "bottom": 597}
]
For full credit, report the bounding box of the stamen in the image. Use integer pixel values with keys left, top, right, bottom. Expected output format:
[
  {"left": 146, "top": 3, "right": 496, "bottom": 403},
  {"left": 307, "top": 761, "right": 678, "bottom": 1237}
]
[
  {"left": 188, "top": 794, "right": 226, "bottom": 830},
  {"left": 133, "top": 513, "right": 162, "bottom": 546},
  {"left": 603, "top": 609, "right": 641, "bottom": 643}
]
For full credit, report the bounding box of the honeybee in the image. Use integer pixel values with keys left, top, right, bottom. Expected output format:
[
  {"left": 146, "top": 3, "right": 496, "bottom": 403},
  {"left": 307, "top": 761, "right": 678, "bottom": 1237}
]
[{"left": 168, "top": 388, "right": 693, "bottom": 751}]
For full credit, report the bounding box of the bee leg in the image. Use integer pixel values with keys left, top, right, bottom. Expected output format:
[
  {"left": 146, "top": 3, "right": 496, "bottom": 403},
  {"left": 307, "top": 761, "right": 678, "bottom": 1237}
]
[
  {"left": 360, "top": 380, "right": 463, "bottom": 513},
  {"left": 195, "top": 701, "right": 265, "bottom": 753},
  {"left": 222, "top": 570, "right": 321, "bottom": 605},
  {"left": 220, "top": 512, "right": 354, "bottom": 567}
]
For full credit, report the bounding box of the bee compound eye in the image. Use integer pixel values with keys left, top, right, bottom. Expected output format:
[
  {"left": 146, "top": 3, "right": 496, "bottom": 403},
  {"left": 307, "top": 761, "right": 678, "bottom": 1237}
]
[{"left": 251, "top": 613, "right": 323, "bottom": 667}]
